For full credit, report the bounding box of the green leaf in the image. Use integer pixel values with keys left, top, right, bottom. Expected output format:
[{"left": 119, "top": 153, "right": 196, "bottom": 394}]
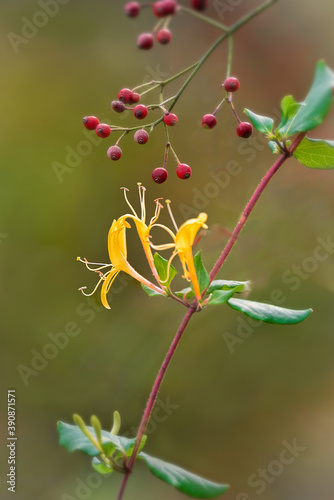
[
  {"left": 139, "top": 452, "right": 229, "bottom": 499},
  {"left": 244, "top": 108, "right": 274, "bottom": 135},
  {"left": 293, "top": 137, "right": 334, "bottom": 169},
  {"left": 278, "top": 61, "right": 334, "bottom": 137},
  {"left": 193, "top": 251, "right": 210, "bottom": 294},
  {"left": 208, "top": 288, "right": 241, "bottom": 305},
  {"left": 227, "top": 298, "right": 312, "bottom": 325},
  {"left": 92, "top": 457, "right": 113, "bottom": 475},
  {"left": 268, "top": 141, "right": 280, "bottom": 154},
  {"left": 154, "top": 252, "right": 177, "bottom": 287},
  {"left": 141, "top": 284, "right": 164, "bottom": 297},
  {"left": 175, "top": 280, "right": 250, "bottom": 300},
  {"left": 57, "top": 422, "right": 137, "bottom": 457},
  {"left": 278, "top": 95, "right": 301, "bottom": 129},
  {"left": 207, "top": 280, "right": 250, "bottom": 294}
]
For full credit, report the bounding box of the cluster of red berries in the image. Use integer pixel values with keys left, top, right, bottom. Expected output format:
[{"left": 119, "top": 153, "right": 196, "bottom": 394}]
[
  {"left": 83, "top": 84, "right": 190, "bottom": 182},
  {"left": 124, "top": 0, "right": 209, "bottom": 50},
  {"left": 201, "top": 77, "right": 253, "bottom": 139}
]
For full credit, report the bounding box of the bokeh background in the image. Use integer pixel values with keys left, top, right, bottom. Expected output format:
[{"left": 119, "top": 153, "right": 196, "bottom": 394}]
[{"left": 1, "top": 1, "right": 334, "bottom": 499}]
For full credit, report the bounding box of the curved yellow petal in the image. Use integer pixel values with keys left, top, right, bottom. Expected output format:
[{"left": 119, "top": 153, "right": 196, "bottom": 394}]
[
  {"left": 101, "top": 269, "right": 119, "bottom": 309},
  {"left": 175, "top": 213, "right": 208, "bottom": 252}
]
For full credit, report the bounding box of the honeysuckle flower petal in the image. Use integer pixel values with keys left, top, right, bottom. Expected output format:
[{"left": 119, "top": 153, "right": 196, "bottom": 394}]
[{"left": 79, "top": 185, "right": 167, "bottom": 309}]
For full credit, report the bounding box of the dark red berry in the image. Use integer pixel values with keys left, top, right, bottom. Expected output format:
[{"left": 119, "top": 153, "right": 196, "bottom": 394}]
[
  {"left": 124, "top": 1, "right": 140, "bottom": 17},
  {"left": 153, "top": 0, "right": 177, "bottom": 17},
  {"left": 83, "top": 116, "right": 99, "bottom": 130},
  {"left": 107, "top": 145, "right": 122, "bottom": 161},
  {"left": 157, "top": 28, "right": 172, "bottom": 45},
  {"left": 137, "top": 33, "right": 154, "bottom": 50},
  {"left": 118, "top": 88, "right": 134, "bottom": 104},
  {"left": 164, "top": 112, "right": 178, "bottom": 126},
  {"left": 191, "top": 0, "right": 208, "bottom": 10},
  {"left": 152, "top": 167, "right": 168, "bottom": 184},
  {"left": 95, "top": 124, "right": 111, "bottom": 138},
  {"left": 236, "top": 122, "right": 253, "bottom": 138},
  {"left": 134, "top": 129, "right": 149, "bottom": 144},
  {"left": 130, "top": 92, "right": 141, "bottom": 104},
  {"left": 202, "top": 114, "right": 217, "bottom": 129},
  {"left": 223, "top": 77, "right": 240, "bottom": 92},
  {"left": 133, "top": 104, "right": 148, "bottom": 120},
  {"left": 112, "top": 100, "right": 126, "bottom": 113},
  {"left": 176, "top": 163, "right": 192, "bottom": 179}
]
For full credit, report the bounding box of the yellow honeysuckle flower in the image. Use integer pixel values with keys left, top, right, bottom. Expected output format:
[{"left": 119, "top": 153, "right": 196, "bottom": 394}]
[
  {"left": 78, "top": 185, "right": 166, "bottom": 309},
  {"left": 151, "top": 202, "right": 208, "bottom": 301}
]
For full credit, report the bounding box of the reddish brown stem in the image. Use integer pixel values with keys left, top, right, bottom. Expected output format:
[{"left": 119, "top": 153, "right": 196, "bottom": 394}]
[
  {"left": 208, "top": 132, "right": 306, "bottom": 283},
  {"left": 117, "top": 307, "right": 196, "bottom": 500}
]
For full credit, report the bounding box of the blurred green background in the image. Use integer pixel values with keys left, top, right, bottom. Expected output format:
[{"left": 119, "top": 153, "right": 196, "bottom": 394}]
[{"left": 1, "top": 1, "right": 334, "bottom": 499}]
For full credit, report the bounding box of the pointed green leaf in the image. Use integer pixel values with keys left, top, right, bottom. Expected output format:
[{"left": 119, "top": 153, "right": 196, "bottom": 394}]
[
  {"left": 227, "top": 298, "right": 312, "bottom": 325},
  {"left": 92, "top": 457, "right": 113, "bottom": 475},
  {"left": 154, "top": 252, "right": 177, "bottom": 287},
  {"left": 244, "top": 108, "right": 274, "bottom": 135},
  {"left": 139, "top": 452, "right": 229, "bottom": 498},
  {"left": 193, "top": 251, "right": 210, "bottom": 294},
  {"left": 141, "top": 284, "right": 164, "bottom": 297},
  {"left": 278, "top": 95, "right": 301, "bottom": 129},
  {"left": 268, "top": 141, "right": 280, "bottom": 154},
  {"left": 175, "top": 287, "right": 194, "bottom": 299},
  {"left": 207, "top": 280, "right": 250, "bottom": 294},
  {"left": 293, "top": 137, "right": 334, "bottom": 169},
  {"left": 278, "top": 61, "right": 334, "bottom": 137},
  {"left": 57, "top": 422, "right": 137, "bottom": 456},
  {"left": 208, "top": 287, "right": 241, "bottom": 305}
]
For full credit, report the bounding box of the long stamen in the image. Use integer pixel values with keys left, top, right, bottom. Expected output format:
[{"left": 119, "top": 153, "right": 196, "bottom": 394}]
[
  {"left": 149, "top": 198, "right": 163, "bottom": 226},
  {"left": 150, "top": 223, "right": 176, "bottom": 240},
  {"left": 79, "top": 271, "right": 111, "bottom": 297},
  {"left": 77, "top": 257, "right": 112, "bottom": 273},
  {"left": 166, "top": 200, "right": 179, "bottom": 232},
  {"left": 138, "top": 183, "right": 146, "bottom": 223},
  {"left": 121, "top": 187, "right": 138, "bottom": 218},
  {"left": 160, "top": 250, "right": 178, "bottom": 284}
]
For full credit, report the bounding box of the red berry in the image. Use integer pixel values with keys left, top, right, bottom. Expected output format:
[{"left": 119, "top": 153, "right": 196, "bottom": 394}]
[
  {"left": 112, "top": 100, "right": 126, "bottom": 113},
  {"left": 134, "top": 129, "right": 149, "bottom": 144},
  {"left": 131, "top": 92, "right": 141, "bottom": 104},
  {"left": 95, "top": 124, "right": 111, "bottom": 138},
  {"left": 176, "top": 163, "right": 192, "bottom": 179},
  {"left": 153, "top": 0, "right": 177, "bottom": 17},
  {"left": 236, "top": 122, "right": 253, "bottom": 138},
  {"left": 124, "top": 1, "right": 140, "bottom": 17},
  {"left": 223, "top": 77, "right": 240, "bottom": 92},
  {"left": 107, "top": 145, "right": 122, "bottom": 161},
  {"left": 137, "top": 33, "right": 154, "bottom": 50},
  {"left": 118, "top": 88, "right": 134, "bottom": 104},
  {"left": 83, "top": 116, "right": 99, "bottom": 130},
  {"left": 152, "top": 167, "right": 168, "bottom": 184},
  {"left": 202, "top": 114, "right": 217, "bottom": 129},
  {"left": 133, "top": 104, "right": 148, "bottom": 120},
  {"left": 157, "top": 28, "right": 172, "bottom": 45},
  {"left": 191, "top": 0, "right": 208, "bottom": 10},
  {"left": 163, "top": 112, "right": 178, "bottom": 126}
]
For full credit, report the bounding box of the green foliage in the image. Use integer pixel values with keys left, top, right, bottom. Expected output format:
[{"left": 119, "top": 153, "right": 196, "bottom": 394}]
[
  {"left": 154, "top": 252, "right": 177, "bottom": 287},
  {"left": 227, "top": 298, "right": 312, "bottom": 325},
  {"left": 243, "top": 109, "right": 274, "bottom": 135},
  {"left": 193, "top": 251, "right": 210, "bottom": 293},
  {"left": 141, "top": 284, "right": 164, "bottom": 297},
  {"left": 139, "top": 452, "right": 229, "bottom": 498},
  {"left": 208, "top": 287, "right": 242, "bottom": 305},
  {"left": 277, "top": 61, "right": 334, "bottom": 137},
  {"left": 277, "top": 95, "right": 301, "bottom": 130},
  {"left": 293, "top": 137, "right": 334, "bottom": 169}
]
